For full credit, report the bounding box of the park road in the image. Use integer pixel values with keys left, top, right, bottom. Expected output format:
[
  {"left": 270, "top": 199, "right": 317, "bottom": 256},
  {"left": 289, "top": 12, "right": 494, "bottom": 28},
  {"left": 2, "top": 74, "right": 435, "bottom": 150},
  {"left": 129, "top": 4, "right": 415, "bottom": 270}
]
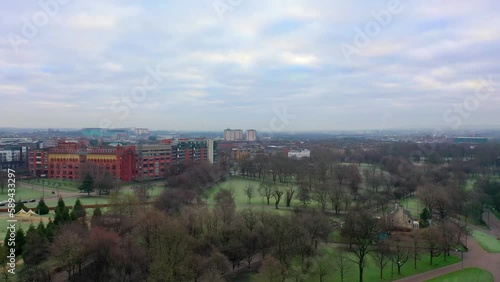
[{"left": 396, "top": 212, "right": 500, "bottom": 282}]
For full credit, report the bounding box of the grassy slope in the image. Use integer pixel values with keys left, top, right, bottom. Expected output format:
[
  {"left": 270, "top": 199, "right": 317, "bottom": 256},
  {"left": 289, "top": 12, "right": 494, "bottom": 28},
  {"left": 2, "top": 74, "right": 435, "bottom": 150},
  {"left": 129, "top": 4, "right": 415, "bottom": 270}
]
[
  {"left": 472, "top": 230, "right": 500, "bottom": 253},
  {"left": 425, "top": 267, "right": 493, "bottom": 282},
  {"left": 248, "top": 245, "right": 460, "bottom": 282}
]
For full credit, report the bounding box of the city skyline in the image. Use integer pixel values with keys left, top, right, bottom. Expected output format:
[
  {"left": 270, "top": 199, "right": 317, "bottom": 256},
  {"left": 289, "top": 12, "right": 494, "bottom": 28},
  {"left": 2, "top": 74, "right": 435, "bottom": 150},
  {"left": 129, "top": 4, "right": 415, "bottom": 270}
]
[{"left": 2, "top": 1, "right": 500, "bottom": 131}]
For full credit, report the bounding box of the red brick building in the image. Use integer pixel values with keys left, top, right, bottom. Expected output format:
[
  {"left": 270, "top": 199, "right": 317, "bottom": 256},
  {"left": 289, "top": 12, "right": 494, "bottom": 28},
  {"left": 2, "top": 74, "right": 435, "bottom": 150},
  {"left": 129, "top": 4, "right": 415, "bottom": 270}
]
[{"left": 30, "top": 142, "right": 137, "bottom": 181}]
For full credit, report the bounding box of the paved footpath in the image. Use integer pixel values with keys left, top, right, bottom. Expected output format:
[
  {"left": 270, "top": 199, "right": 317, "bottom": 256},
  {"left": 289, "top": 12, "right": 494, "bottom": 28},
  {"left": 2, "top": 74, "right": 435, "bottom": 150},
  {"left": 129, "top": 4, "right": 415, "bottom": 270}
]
[{"left": 396, "top": 213, "right": 500, "bottom": 282}]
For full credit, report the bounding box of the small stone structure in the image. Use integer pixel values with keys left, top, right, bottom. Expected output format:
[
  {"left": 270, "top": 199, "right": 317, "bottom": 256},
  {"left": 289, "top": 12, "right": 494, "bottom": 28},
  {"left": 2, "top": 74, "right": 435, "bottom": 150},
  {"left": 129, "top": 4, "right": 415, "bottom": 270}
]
[{"left": 389, "top": 203, "right": 419, "bottom": 229}]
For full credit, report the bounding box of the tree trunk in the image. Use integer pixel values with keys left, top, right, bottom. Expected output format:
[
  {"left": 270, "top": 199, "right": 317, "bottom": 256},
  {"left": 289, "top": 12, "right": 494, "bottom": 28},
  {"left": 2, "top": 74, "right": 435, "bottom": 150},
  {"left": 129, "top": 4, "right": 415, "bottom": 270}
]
[{"left": 359, "top": 265, "right": 364, "bottom": 282}]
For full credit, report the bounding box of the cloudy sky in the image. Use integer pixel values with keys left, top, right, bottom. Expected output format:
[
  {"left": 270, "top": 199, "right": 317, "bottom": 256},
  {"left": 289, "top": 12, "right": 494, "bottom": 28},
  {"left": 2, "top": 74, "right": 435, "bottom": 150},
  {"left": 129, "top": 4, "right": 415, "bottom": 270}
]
[{"left": 1, "top": 0, "right": 499, "bottom": 132}]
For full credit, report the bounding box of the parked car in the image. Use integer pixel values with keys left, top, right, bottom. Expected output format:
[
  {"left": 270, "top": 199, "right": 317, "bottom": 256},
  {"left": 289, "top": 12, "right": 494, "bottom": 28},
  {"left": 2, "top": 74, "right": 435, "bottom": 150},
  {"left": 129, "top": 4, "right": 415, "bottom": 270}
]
[
  {"left": 21, "top": 200, "right": 28, "bottom": 204},
  {"left": 29, "top": 199, "right": 36, "bottom": 203},
  {"left": 0, "top": 202, "right": 5, "bottom": 206}
]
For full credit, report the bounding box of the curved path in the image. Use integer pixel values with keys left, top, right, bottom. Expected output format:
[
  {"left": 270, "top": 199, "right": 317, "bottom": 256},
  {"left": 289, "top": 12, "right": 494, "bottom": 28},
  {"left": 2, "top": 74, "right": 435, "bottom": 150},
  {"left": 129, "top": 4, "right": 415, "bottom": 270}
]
[{"left": 396, "top": 213, "right": 500, "bottom": 282}]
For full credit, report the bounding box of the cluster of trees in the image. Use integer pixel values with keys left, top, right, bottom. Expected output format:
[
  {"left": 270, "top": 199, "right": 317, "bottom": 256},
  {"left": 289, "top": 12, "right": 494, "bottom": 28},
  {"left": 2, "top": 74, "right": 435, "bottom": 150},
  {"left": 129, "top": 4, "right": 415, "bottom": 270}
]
[
  {"left": 235, "top": 149, "right": 418, "bottom": 215},
  {"left": 13, "top": 140, "right": 499, "bottom": 281},
  {"left": 236, "top": 142, "right": 500, "bottom": 222},
  {"left": 15, "top": 186, "right": 333, "bottom": 281},
  {"left": 0, "top": 198, "right": 89, "bottom": 281},
  {"left": 341, "top": 207, "right": 464, "bottom": 282},
  {"left": 158, "top": 161, "right": 226, "bottom": 214},
  {"left": 78, "top": 172, "right": 116, "bottom": 196}
]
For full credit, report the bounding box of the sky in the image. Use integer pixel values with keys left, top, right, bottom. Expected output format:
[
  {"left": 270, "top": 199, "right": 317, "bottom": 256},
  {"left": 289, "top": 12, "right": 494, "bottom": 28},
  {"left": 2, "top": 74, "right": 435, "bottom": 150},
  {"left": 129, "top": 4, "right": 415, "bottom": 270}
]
[{"left": 1, "top": 0, "right": 500, "bottom": 132}]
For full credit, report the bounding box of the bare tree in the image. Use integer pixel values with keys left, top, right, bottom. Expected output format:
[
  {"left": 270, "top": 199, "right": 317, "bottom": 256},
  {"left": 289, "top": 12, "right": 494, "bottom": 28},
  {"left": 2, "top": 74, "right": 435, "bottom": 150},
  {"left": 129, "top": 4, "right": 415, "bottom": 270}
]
[
  {"left": 313, "top": 182, "right": 329, "bottom": 212},
  {"left": 334, "top": 164, "right": 349, "bottom": 186},
  {"left": 315, "top": 250, "right": 330, "bottom": 282},
  {"left": 421, "top": 227, "right": 443, "bottom": 265},
  {"left": 95, "top": 172, "right": 116, "bottom": 196},
  {"left": 390, "top": 236, "right": 410, "bottom": 275},
  {"left": 334, "top": 249, "right": 353, "bottom": 282},
  {"left": 417, "top": 184, "right": 439, "bottom": 214},
  {"left": 272, "top": 186, "right": 284, "bottom": 209},
  {"left": 285, "top": 186, "right": 295, "bottom": 208},
  {"left": 364, "top": 167, "right": 383, "bottom": 192},
  {"left": 133, "top": 183, "right": 152, "bottom": 202},
  {"left": 410, "top": 233, "right": 421, "bottom": 270},
  {"left": 51, "top": 225, "right": 88, "bottom": 278},
  {"left": 244, "top": 184, "right": 255, "bottom": 204},
  {"left": 259, "top": 181, "right": 273, "bottom": 205},
  {"left": 371, "top": 241, "right": 391, "bottom": 279},
  {"left": 255, "top": 256, "right": 288, "bottom": 282},
  {"left": 342, "top": 208, "right": 378, "bottom": 282},
  {"left": 440, "top": 221, "right": 460, "bottom": 261},
  {"left": 296, "top": 183, "right": 311, "bottom": 207},
  {"left": 214, "top": 188, "right": 236, "bottom": 224},
  {"left": 328, "top": 182, "right": 345, "bottom": 214}
]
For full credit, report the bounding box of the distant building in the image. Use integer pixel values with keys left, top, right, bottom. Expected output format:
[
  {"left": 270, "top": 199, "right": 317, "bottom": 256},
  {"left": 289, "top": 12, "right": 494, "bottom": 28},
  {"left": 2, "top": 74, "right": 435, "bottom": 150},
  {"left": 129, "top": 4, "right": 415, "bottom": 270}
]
[
  {"left": 388, "top": 204, "right": 420, "bottom": 229},
  {"left": 207, "top": 139, "right": 217, "bottom": 164},
  {"left": 232, "top": 147, "right": 251, "bottom": 160},
  {"left": 29, "top": 149, "right": 49, "bottom": 177},
  {"left": 0, "top": 139, "right": 36, "bottom": 171},
  {"left": 30, "top": 141, "right": 137, "bottom": 181},
  {"left": 246, "top": 129, "right": 257, "bottom": 141},
  {"left": 29, "top": 139, "right": 218, "bottom": 182},
  {"left": 224, "top": 129, "right": 243, "bottom": 141},
  {"left": 137, "top": 143, "right": 172, "bottom": 179},
  {"left": 287, "top": 149, "right": 311, "bottom": 159},
  {"left": 134, "top": 128, "right": 150, "bottom": 135},
  {"left": 0, "top": 147, "right": 24, "bottom": 170},
  {"left": 171, "top": 138, "right": 218, "bottom": 165},
  {"left": 454, "top": 137, "right": 488, "bottom": 143}
]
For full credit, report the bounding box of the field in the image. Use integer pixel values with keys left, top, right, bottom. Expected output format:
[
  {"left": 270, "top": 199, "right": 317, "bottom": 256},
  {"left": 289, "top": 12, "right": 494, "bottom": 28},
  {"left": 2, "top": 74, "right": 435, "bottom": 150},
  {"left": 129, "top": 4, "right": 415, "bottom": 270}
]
[
  {"left": 0, "top": 180, "right": 165, "bottom": 239},
  {"left": 245, "top": 245, "right": 460, "bottom": 282},
  {"left": 426, "top": 267, "right": 493, "bottom": 282},
  {"left": 207, "top": 176, "right": 300, "bottom": 209},
  {"left": 0, "top": 187, "right": 45, "bottom": 203},
  {"left": 399, "top": 197, "right": 421, "bottom": 217},
  {"left": 472, "top": 230, "right": 500, "bottom": 253},
  {"left": 2, "top": 173, "right": 470, "bottom": 281},
  {"left": 23, "top": 178, "right": 79, "bottom": 190}
]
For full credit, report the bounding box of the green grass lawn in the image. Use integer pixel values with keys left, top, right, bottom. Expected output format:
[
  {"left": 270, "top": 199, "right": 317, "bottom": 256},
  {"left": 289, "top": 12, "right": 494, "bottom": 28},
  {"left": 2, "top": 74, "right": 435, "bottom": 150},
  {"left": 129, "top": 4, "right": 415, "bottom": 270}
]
[
  {"left": 0, "top": 214, "right": 53, "bottom": 242},
  {"left": 426, "top": 267, "right": 493, "bottom": 282},
  {"left": 23, "top": 178, "right": 79, "bottom": 189},
  {"left": 399, "top": 197, "right": 421, "bottom": 217},
  {"left": 278, "top": 245, "right": 460, "bottom": 282},
  {"left": 472, "top": 230, "right": 500, "bottom": 253},
  {"left": 208, "top": 176, "right": 347, "bottom": 212},
  {"left": 465, "top": 179, "right": 476, "bottom": 191},
  {"left": 0, "top": 187, "right": 45, "bottom": 203},
  {"left": 207, "top": 177, "right": 298, "bottom": 209}
]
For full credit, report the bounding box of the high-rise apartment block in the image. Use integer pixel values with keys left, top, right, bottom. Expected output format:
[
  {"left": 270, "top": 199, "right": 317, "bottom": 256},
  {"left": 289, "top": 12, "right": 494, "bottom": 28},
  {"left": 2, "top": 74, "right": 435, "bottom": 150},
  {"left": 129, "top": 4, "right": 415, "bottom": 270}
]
[
  {"left": 246, "top": 129, "right": 257, "bottom": 141},
  {"left": 223, "top": 129, "right": 243, "bottom": 141}
]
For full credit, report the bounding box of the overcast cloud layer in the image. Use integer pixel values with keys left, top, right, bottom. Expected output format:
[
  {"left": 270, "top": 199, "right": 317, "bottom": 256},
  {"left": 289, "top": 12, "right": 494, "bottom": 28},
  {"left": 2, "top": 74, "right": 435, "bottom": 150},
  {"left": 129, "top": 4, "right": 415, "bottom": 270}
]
[{"left": 1, "top": 0, "right": 499, "bottom": 132}]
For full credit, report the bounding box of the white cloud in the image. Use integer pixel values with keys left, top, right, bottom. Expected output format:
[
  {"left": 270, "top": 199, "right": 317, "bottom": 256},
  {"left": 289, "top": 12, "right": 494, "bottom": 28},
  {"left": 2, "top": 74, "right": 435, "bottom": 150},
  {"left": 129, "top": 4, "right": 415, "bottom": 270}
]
[
  {"left": 0, "top": 0, "right": 499, "bottom": 130},
  {"left": 68, "top": 14, "right": 117, "bottom": 30}
]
